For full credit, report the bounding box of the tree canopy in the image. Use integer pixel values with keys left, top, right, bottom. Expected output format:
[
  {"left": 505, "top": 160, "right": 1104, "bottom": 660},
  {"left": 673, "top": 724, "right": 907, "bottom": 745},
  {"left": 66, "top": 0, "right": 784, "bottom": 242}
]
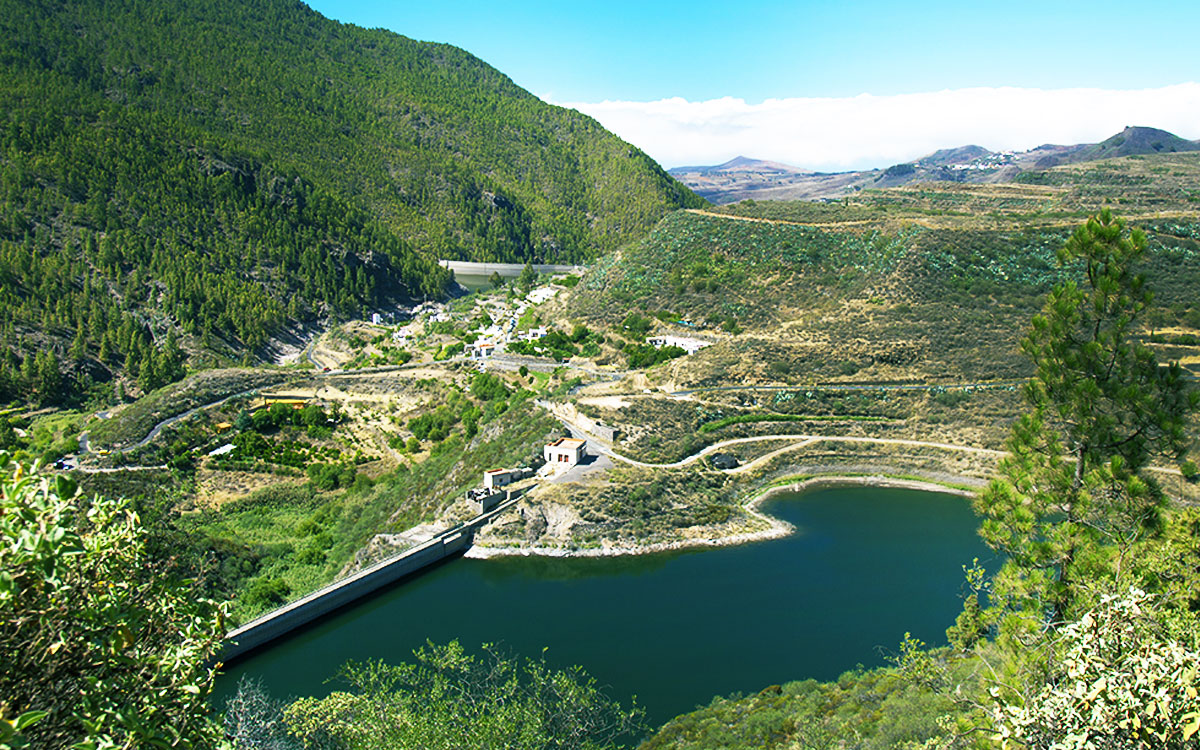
[{"left": 281, "top": 641, "right": 645, "bottom": 750}]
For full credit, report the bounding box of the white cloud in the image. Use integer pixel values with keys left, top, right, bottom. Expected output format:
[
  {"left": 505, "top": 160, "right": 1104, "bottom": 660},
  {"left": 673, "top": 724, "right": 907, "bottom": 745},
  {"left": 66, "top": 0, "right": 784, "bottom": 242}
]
[{"left": 547, "top": 84, "right": 1200, "bottom": 171}]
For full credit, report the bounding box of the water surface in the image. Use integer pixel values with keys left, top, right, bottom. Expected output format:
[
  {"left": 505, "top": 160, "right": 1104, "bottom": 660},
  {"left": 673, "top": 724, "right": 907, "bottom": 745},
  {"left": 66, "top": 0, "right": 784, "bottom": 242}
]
[
  {"left": 217, "top": 486, "right": 990, "bottom": 726},
  {"left": 453, "top": 272, "right": 516, "bottom": 293}
]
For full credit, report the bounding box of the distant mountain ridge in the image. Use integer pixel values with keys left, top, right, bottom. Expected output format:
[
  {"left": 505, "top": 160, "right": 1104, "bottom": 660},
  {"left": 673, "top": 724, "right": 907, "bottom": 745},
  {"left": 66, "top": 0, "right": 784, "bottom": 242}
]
[
  {"left": 671, "top": 156, "right": 811, "bottom": 176},
  {"left": 670, "top": 126, "right": 1200, "bottom": 203}
]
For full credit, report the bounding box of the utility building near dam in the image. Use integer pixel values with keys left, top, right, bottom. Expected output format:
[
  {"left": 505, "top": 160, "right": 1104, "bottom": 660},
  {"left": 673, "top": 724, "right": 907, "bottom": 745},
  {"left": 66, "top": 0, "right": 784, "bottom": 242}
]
[{"left": 543, "top": 437, "right": 586, "bottom": 468}]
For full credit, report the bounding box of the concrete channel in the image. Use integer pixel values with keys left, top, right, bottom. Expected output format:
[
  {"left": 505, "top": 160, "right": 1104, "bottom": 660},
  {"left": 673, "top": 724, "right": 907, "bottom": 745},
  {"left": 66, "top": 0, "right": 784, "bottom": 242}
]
[{"left": 221, "top": 494, "right": 520, "bottom": 662}]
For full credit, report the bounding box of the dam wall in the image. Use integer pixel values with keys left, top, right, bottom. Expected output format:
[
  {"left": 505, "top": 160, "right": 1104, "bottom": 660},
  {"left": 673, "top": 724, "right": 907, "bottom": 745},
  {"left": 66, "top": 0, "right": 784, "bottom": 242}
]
[{"left": 222, "top": 495, "right": 519, "bottom": 661}]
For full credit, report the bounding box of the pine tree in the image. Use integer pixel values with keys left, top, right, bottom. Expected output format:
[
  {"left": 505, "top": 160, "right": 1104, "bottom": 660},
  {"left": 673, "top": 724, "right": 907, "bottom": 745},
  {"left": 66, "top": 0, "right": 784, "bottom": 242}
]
[
  {"left": 975, "top": 210, "right": 1198, "bottom": 626},
  {"left": 34, "top": 350, "right": 63, "bottom": 407},
  {"left": 70, "top": 327, "right": 87, "bottom": 363}
]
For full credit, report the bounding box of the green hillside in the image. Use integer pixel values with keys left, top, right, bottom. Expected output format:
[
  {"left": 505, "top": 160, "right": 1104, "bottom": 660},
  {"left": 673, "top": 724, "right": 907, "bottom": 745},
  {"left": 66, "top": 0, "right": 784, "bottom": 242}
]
[
  {"left": 568, "top": 153, "right": 1200, "bottom": 388},
  {"left": 0, "top": 0, "right": 701, "bottom": 406},
  {"left": 1064, "top": 125, "right": 1200, "bottom": 164}
]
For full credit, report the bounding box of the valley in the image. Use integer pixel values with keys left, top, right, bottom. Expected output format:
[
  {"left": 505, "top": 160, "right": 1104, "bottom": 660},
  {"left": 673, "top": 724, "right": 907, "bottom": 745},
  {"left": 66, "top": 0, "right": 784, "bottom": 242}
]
[
  {"left": 5, "top": 1, "right": 1200, "bottom": 747},
  {"left": 25, "top": 151, "right": 1197, "bottom": 633}
]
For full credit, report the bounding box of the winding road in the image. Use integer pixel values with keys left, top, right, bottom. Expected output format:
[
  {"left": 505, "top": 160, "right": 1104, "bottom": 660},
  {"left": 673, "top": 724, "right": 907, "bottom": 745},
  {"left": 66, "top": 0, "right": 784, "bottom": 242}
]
[
  {"left": 560, "top": 422, "right": 1004, "bottom": 471},
  {"left": 552, "top": 412, "right": 1185, "bottom": 482}
]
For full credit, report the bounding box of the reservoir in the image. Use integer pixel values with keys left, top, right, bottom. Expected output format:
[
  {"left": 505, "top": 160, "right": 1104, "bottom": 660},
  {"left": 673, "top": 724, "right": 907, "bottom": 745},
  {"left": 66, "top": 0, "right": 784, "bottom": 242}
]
[
  {"left": 452, "top": 272, "right": 505, "bottom": 293},
  {"left": 216, "top": 486, "right": 990, "bottom": 728}
]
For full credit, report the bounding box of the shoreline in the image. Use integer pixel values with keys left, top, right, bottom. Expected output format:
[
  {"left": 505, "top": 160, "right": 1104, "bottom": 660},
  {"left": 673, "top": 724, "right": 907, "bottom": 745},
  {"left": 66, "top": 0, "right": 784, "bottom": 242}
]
[{"left": 464, "top": 473, "right": 976, "bottom": 560}]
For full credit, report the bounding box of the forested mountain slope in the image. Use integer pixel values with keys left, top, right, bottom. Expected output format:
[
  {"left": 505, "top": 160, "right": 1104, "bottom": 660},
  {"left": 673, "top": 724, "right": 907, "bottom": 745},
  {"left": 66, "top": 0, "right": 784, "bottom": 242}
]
[{"left": 0, "top": 0, "right": 701, "bottom": 405}]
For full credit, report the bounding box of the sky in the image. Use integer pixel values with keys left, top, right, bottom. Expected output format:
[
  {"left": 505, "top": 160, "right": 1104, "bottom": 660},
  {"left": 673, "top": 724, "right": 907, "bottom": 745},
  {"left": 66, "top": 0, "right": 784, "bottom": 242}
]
[{"left": 307, "top": 0, "right": 1200, "bottom": 170}]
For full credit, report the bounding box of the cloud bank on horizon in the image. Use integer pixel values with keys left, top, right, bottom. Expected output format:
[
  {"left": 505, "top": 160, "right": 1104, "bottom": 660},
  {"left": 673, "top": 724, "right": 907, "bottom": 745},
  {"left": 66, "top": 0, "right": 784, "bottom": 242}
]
[{"left": 551, "top": 83, "right": 1200, "bottom": 172}]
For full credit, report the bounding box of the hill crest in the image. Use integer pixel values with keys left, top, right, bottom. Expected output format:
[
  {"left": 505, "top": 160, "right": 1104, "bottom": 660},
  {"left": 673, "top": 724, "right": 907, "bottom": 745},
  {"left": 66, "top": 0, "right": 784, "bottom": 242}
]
[{"left": 671, "top": 127, "right": 1199, "bottom": 203}]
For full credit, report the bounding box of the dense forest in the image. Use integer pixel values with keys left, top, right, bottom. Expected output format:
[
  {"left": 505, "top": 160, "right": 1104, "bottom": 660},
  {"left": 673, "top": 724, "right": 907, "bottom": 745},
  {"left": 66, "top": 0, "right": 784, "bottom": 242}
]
[{"left": 0, "top": 0, "right": 702, "bottom": 405}]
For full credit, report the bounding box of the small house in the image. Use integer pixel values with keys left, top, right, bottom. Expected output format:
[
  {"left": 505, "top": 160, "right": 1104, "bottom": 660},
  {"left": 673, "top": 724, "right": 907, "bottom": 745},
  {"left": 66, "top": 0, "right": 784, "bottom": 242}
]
[
  {"left": 470, "top": 341, "right": 497, "bottom": 359},
  {"left": 483, "top": 467, "right": 528, "bottom": 490},
  {"left": 543, "top": 437, "right": 586, "bottom": 468}
]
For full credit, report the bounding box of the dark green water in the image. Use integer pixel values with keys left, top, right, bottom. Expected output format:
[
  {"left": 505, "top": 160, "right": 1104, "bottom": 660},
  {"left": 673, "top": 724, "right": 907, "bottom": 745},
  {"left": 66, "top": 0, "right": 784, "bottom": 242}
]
[
  {"left": 454, "top": 272, "right": 515, "bottom": 293},
  {"left": 215, "top": 486, "right": 990, "bottom": 727}
]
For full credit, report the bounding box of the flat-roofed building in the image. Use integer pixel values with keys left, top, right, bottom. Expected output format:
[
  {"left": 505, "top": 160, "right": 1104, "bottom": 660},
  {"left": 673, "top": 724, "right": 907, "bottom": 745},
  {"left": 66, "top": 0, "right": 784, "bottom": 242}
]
[
  {"left": 483, "top": 467, "right": 530, "bottom": 490},
  {"left": 543, "top": 437, "right": 586, "bottom": 467}
]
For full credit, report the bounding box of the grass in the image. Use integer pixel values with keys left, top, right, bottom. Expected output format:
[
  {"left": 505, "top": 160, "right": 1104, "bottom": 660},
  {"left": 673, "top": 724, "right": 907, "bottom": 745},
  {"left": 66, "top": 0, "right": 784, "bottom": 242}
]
[
  {"left": 698, "top": 413, "right": 890, "bottom": 434},
  {"left": 8, "top": 409, "right": 86, "bottom": 464},
  {"left": 180, "top": 397, "right": 559, "bottom": 624},
  {"left": 567, "top": 152, "right": 1200, "bottom": 394}
]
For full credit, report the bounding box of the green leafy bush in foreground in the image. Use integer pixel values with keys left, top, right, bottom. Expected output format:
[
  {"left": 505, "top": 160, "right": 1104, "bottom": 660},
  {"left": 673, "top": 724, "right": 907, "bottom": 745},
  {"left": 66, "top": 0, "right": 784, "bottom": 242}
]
[
  {"left": 0, "top": 455, "right": 226, "bottom": 748},
  {"left": 281, "top": 641, "right": 645, "bottom": 750}
]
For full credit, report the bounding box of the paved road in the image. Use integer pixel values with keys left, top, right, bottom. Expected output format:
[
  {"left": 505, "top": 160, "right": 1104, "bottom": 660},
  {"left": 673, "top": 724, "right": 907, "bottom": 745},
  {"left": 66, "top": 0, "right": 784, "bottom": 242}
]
[
  {"left": 303, "top": 335, "right": 324, "bottom": 370},
  {"left": 76, "top": 464, "right": 169, "bottom": 474},
  {"left": 568, "top": 427, "right": 1004, "bottom": 471},
  {"left": 550, "top": 410, "right": 1186, "bottom": 483},
  {"left": 104, "top": 385, "right": 271, "bottom": 454},
  {"left": 80, "top": 354, "right": 615, "bottom": 458}
]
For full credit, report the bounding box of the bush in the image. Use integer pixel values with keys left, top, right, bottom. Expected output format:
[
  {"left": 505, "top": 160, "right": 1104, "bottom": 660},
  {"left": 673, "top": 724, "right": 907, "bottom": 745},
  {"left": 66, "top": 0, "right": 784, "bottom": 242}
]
[
  {"left": 283, "top": 641, "right": 645, "bottom": 749},
  {"left": 470, "top": 372, "right": 510, "bottom": 402},
  {"left": 306, "top": 462, "right": 356, "bottom": 491},
  {"left": 0, "top": 456, "right": 226, "bottom": 747},
  {"left": 932, "top": 390, "right": 971, "bottom": 408},
  {"left": 626, "top": 344, "right": 685, "bottom": 369},
  {"left": 243, "top": 576, "right": 291, "bottom": 609},
  {"left": 993, "top": 590, "right": 1200, "bottom": 749},
  {"left": 621, "top": 312, "right": 654, "bottom": 337}
]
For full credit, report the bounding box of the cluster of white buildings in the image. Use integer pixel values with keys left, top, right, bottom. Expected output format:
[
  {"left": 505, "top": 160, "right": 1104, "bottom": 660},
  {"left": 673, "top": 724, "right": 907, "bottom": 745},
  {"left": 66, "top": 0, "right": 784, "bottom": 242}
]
[
  {"left": 463, "top": 286, "right": 558, "bottom": 361},
  {"left": 646, "top": 335, "right": 713, "bottom": 355},
  {"left": 945, "top": 151, "right": 1017, "bottom": 172},
  {"left": 467, "top": 437, "right": 587, "bottom": 513}
]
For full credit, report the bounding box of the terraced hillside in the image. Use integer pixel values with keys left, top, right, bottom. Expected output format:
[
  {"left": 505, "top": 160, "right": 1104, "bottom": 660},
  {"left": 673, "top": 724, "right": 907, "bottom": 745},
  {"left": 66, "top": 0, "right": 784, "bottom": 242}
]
[{"left": 570, "top": 152, "right": 1200, "bottom": 390}]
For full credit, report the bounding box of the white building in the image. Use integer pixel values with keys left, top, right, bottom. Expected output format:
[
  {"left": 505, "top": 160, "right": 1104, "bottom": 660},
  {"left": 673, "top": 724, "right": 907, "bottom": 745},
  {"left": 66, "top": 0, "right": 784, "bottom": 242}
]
[
  {"left": 543, "top": 437, "right": 586, "bottom": 468},
  {"left": 483, "top": 467, "right": 528, "bottom": 490},
  {"left": 646, "top": 335, "right": 713, "bottom": 355},
  {"left": 470, "top": 340, "right": 498, "bottom": 359}
]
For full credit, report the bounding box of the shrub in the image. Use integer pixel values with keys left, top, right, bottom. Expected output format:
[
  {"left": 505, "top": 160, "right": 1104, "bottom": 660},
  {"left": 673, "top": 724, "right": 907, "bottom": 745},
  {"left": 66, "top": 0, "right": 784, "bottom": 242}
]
[
  {"left": 243, "top": 576, "right": 291, "bottom": 610},
  {"left": 0, "top": 456, "right": 226, "bottom": 747}
]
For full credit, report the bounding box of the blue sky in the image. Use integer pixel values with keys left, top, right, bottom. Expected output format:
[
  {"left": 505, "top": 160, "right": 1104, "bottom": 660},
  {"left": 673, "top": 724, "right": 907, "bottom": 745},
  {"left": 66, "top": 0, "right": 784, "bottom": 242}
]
[{"left": 308, "top": 0, "right": 1200, "bottom": 169}]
